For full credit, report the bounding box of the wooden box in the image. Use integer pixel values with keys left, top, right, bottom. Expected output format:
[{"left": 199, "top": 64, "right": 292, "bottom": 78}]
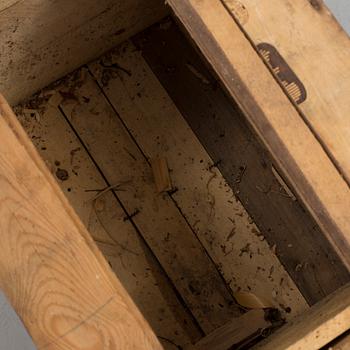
[{"left": 0, "top": 0, "right": 349, "bottom": 349}]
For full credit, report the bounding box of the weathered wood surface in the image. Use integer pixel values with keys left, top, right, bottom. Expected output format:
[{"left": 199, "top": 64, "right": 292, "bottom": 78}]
[
  {"left": 59, "top": 72, "right": 241, "bottom": 333},
  {"left": 16, "top": 93, "right": 201, "bottom": 349},
  {"left": 254, "top": 283, "right": 350, "bottom": 350},
  {"left": 0, "top": 0, "right": 167, "bottom": 105},
  {"left": 89, "top": 40, "right": 308, "bottom": 317},
  {"left": 168, "top": 0, "right": 350, "bottom": 271},
  {"left": 223, "top": 0, "right": 350, "bottom": 183},
  {"left": 0, "top": 95, "right": 162, "bottom": 349},
  {"left": 134, "top": 19, "right": 350, "bottom": 305}
]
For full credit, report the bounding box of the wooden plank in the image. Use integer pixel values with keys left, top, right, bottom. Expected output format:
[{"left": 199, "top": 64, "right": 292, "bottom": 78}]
[
  {"left": 0, "top": 0, "right": 168, "bottom": 105},
  {"left": 189, "top": 309, "right": 271, "bottom": 350},
  {"left": 0, "top": 95, "right": 162, "bottom": 349},
  {"left": 150, "top": 158, "right": 172, "bottom": 193},
  {"left": 15, "top": 94, "right": 202, "bottom": 349},
  {"left": 89, "top": 41, "right": 308, "bottom": 317},
  {"left": 168, "top": 0, "right": 350, "bottom": 270},
  {"left": 58, "top": 71, "right": 241, "bottom": 333},
  {"left": 222, "top": 0, "right": 350, "bottom": 183},
  {"left": 255, "top": 283, "right": 350, "bottom": 350},
  {"left": 134, "top": 19, "right": 350, "bottom": 305}
]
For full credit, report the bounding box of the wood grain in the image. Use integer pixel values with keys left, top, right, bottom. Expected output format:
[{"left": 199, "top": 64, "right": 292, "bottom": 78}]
[
  {"left": 0, "top": 0, "right": 168, "bottom": 105},
  {"left": 59, "top": 72, "right": 241, "bottom": 333},
  {"left": 168, "top": 0, "right": 350, "bottom": 271},
  {"left": 0, "top": 94, "right": 162, "bottom": 349},
  {"left": 134, "top": 19, "right": 350, "bottom": 305},
  {"left": 254, "top": 283, "right": 350, "bottom": 350},
  {"left": 223, "top": 0, "right": 350, "bottom": 183},
  {"left": 15, "top": 93, "right": 201, "bottom": 349},
  {"left": 89, "top": 39, "right": 308, "bottom": 317}
]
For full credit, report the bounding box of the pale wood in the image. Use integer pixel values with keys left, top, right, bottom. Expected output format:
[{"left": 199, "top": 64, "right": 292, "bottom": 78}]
[
  {"left": 0, "top": 0, "right": 167, "bottom": 105},
  {"left": 151, "top": 158, "right": 172, "bottom": 193},
  {"left": 223, "top": 0, "right": 350, "bottom": 183},
  {"left": 59, "top": 71, "right": 241, "bottom": 333},
  {"left": 254, "top": 283, "right": 350, "bottom": 350},
  {"left": 168, "top": 0, "right": 350, "bottom": 269},
  {"left": 0, "top": 94, "right": 162, "bottom": 349},
  {"left": 15, "top": 94, "right": 200, "bottom": 348},
  {"left": 190, "top": 309, "right": 271, "bottom": 350},
  {"left": 89, "top": 41, "right": 308, "bottom": 318}
]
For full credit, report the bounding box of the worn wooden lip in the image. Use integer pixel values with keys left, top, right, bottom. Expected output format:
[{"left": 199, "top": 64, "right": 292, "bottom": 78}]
[
  {"left": 167, "top": 0, "right": 350, "bottom": 269},
  {"left": 219, "top": 0, "right": 350, "bottom": 187},
  {"left": 0, "top": 93, "right": 163, "bottom": 349}
]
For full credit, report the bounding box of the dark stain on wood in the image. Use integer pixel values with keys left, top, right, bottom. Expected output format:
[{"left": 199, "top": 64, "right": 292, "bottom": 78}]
[
  {"left": 257, "top": 43, "right": 307, "bottom": 105},
  {"left": 133, "top": 19, "right": 350, "bottom": 305},
  {"left": 309, "top": 0, "right": 323, "bottom": 11},
  {"left": 56, "top": 168, "right": 69, "bottom": 181}
]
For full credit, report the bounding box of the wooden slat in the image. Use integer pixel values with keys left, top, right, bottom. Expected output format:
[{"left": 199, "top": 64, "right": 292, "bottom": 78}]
[
  {"left": 150, "top": 158, "right": 172, "bottom": 193},
  {"left": 15, "top": 94, "right": 201, "bottom": 349},
  {"left": 134, "top": 19, "right": 350, "bottom": 304},
  {"left": 255, "top": 283, "right": 350, "bottom": 350},
  {"left": 168, "top": 0, "right": 350, "bottom": 270},
  {"left": 0, "top": 94, "right": 162, "bottom": 349},
  {"left": 88, "top": 40, "right": 308, "bottom": 317},
  {"left": 0, "top": 0, "right": 168, "bottom": 105},
  {"left": 223, "top": 0, "right": 350, "bottom": 183},
  {"left": 59, "top": 71, "right": 241, "bottom": 333},
  {"left": 190, "top": 309, "right": 271, "bottom": 350}
]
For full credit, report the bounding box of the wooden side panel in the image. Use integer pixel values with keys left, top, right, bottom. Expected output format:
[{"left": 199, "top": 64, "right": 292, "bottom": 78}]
[
  {"left": 0, "top": 0, "right": 168, "bottom": 105},
  {"left": 134, "top": 19, "right": 350, "bottom": 304},
  {"left": 168, "top": 0, "right": 350, "bottom": 270},
  {"left": 223, "top": 0, "right": 350, "bottom": 183},
  {"left": 0, "top": 95, "right": 162, "bottom": 349},
  {"left": 255, "top": 284, "right": 350, "bottom": 350}
]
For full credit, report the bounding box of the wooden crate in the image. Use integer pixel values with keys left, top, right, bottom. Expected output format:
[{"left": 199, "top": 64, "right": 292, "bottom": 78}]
[{"left": 0, "top": 0, "right": 349, "bottom": 349}]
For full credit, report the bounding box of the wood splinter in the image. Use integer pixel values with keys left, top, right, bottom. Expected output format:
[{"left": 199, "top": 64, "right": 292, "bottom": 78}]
[{"left": 151, "top": 157, "right": 173, "bottom": 193}]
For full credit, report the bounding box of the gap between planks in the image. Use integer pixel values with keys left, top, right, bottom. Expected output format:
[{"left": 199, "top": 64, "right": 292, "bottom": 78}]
[
  {"left": 16, "top": 35, "right": 309, "bottom": 344},
  {"left": 16, "top": 92, "right": 201, "bottom": 349},
  {"left": 88, "top": 40, "right": 307, "bottom": 317},
  {"left": 59, "top": 69, "right": 242, "bottom": 333},
  {"left": 133, "top": 17, "right": 350, "bottom": 305}
]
